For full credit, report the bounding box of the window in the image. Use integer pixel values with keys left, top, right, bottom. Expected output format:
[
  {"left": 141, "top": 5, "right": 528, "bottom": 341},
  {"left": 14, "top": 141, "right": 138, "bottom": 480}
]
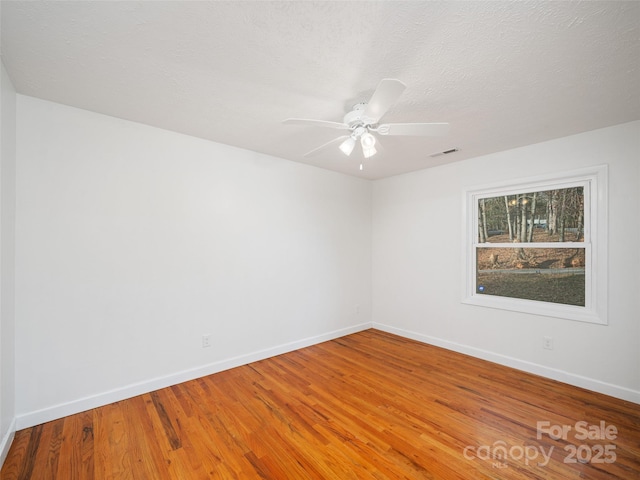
[{"left": 463, "top": 166, "right": 607, "bottom": 324}]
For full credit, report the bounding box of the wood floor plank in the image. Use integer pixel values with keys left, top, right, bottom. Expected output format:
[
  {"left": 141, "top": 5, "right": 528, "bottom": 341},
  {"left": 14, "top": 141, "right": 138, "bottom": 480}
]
[
  {"left": 104, "top": 403, "right": 133, "bottom": 480},
  {"left": 0, "top": 427, "right": 38, "bottom": 480},
  {"left": 120, "top": 395, "right": 170, "bottom": 480},
  {"left": 55, "top": 414, "right": 81, "bottom": 480},
  {"left": 149, "top": 391, "right": 182, "bottom": 451},
  {"left": 27, "top": 422, "right": 53, "bottom": 480},
  {"left": 2, "top": 329, "right": 639, "bottom": 479}
]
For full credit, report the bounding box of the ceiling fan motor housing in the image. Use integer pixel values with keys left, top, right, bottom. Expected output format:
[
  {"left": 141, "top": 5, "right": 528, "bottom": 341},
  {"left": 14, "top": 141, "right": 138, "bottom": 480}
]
[{"left": 344, "top": 103, "right": 374, "bottom": 129}]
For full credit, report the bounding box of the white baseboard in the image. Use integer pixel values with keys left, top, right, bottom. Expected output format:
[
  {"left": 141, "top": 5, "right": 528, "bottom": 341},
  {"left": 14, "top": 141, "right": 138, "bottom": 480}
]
[
  {"left": 15, "top": 322, "right": 372, "bottom": 430},
  {"left": 373, "top": 322, "right": 640, "bottom": 405},
  {"left": 15, "top": 321, "right": 639, "bottom": 430},
  {"left": 0, "top": 418, "right": 16, "bottom": 469}
]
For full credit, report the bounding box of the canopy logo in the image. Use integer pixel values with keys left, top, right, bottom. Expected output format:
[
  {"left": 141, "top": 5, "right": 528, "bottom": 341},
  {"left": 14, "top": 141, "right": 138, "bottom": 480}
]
[
  {"left": 462, "top": 420, "right": 618, "bottom": 469},
  {"left": 463, "top": 441, "right": 553, "bottom": 469}
]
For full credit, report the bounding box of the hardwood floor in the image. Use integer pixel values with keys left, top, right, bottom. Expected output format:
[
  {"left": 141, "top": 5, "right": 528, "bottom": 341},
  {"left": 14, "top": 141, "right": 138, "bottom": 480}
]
[{"left": 2, "top": 329, "right": 639, "bottom": 479}]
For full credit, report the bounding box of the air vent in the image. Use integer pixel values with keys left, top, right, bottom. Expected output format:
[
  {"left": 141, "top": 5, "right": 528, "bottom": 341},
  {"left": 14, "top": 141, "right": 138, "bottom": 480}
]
[{"left": 429, "top": 148, "right": 459, "bottom": 158}]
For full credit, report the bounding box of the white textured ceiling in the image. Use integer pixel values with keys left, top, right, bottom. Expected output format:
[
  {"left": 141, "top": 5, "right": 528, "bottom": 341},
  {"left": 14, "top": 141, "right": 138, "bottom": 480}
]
[{"left": 2, "top": 1, "right": 639, "bottom": 179}]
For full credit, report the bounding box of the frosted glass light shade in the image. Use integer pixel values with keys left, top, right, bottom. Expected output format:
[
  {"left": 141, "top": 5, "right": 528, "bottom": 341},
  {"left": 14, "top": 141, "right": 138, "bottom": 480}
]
[
  {"left": 360, "top": 132, "right": 377, "bottom": 158},
  {"left": 339, "top": 136, "right": 356, "bottom": 156}
]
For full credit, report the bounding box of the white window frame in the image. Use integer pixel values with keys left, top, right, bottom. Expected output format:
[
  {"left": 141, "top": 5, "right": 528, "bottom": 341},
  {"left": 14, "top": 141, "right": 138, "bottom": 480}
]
[{"left": 462, "top": 165, "right": 608, "bottom": 325}]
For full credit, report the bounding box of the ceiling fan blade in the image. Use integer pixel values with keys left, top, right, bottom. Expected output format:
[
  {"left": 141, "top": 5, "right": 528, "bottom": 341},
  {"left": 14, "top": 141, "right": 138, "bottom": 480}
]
[
  {"left": 363, "top": 78, "right": 406, "bottom": 123},
  {"left": 283, "top": 118, "right": 350, "bottom": 130},
  {"left": 303, "top": 135, "right": 351, "bottom": 157},
  {"left": 376, "top": 122, "right": 450, "bottom": 136}
]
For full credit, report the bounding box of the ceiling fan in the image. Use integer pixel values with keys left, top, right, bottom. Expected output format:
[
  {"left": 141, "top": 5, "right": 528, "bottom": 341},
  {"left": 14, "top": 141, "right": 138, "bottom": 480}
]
[{"left": 283, "top": 78, "right": 449, "bottom": 170}]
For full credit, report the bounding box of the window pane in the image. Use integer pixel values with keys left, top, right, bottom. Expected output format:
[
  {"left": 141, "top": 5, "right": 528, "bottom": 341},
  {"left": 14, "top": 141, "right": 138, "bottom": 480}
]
[
  {"left": 478, "top": 187, "right": 584, "bottom": 243},
  {"left": 476, "top": 247, "right": 585, "bottom": 306}
]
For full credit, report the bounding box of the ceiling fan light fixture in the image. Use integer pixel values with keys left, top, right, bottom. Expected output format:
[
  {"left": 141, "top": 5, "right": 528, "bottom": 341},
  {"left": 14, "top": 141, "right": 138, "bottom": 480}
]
[
  {"left": 361, "top": 132, "right": 377, "bottom": 158},
  {"left": 282, "top": 79, "right": 449, "bottom": 169},
  {"left": 362, "top": 144, "right": 377, "bottom": 159},
  {"left": 362, "top": 147, "right": 377, "bottom": 159},
  {"left": 339, "top": 136, "right": 356, "bottom": 156},
  {"left": 360, "top": 132, "right": 376, "bottom": 149}
]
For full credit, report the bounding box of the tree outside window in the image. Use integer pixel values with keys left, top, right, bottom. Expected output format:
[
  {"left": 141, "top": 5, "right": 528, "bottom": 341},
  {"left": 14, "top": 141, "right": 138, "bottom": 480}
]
[
  {"left": 464, "top": 166, "right": 607, "bottom": 324},
  {"left": 477, "top": 187, "right": 585, "bottom": 306}
]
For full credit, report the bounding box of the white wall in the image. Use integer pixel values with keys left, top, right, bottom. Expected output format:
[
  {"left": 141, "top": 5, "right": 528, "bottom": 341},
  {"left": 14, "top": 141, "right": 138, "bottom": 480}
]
[
  {"left": 372, "top": 121, "right": 640, "bottom": 402},
  {"left": 0, "top": 60, "right": 17, "bottom": 464},
  {"left": 10, "top": 92, "right": 640, "bottom": 434},
  {"left": 15, "top": 96, "right": 372, "bottom": 428}
]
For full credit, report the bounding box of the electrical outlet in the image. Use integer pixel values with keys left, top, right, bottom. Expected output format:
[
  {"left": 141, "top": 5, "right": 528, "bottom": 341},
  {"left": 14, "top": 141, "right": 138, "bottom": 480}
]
[
  {"left": 202, "top": 334, "right": 212, "bottom": 348},
  {"left": 543, "top": 336, "right": 554, "bottom": 350},
  {"left": 355, "top": 304, "right": 360, "bottom": 315}
]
